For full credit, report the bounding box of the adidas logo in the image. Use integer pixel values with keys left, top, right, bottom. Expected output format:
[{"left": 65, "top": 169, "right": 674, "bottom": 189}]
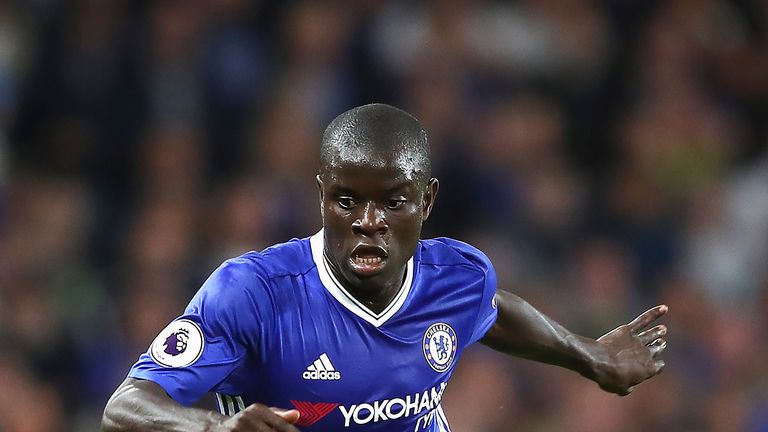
[{"left": 302, "top": 353, "right": 341, "bottom": 380}]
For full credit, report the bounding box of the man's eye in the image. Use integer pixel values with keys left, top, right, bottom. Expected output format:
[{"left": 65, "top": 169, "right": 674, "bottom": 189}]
[
  {"left": 337, "top": 197, "right": 355, "bottom": 209},
  {"left": 386, "top": 199, "right": 406, "bottom": 210}
]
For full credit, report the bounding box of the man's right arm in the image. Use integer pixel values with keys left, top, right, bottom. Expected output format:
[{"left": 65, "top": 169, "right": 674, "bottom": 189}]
[{"left": 102, "top": 378, "right": 300, "bottom": 432}]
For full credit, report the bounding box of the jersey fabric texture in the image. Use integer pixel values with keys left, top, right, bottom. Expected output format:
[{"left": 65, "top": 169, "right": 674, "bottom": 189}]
[{"left": 129, "top": 230, "right": 498, "bottom": 431}]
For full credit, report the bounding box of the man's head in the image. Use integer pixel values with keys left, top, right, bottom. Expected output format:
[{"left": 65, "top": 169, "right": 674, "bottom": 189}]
[
  {"left": 319, "top": 103, "right": 432, "bottom": 186},
  {"left": 317, "top": 103, "right": 439, "bottom": 301}
]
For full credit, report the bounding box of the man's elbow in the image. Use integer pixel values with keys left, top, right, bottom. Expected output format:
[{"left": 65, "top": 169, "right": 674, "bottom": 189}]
[
  {"left": 101, "top": 395, "right": 123, "bottom": 432},
  {"left": 101, "top": 380, "right": 136, "bottom": 432}
]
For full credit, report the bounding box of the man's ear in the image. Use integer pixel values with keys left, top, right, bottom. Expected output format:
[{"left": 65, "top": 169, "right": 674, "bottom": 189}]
[
  {"left": 316, "top": 175, "right": 324, "bottom": 216},
  {"left": 422, "top": 178, "right": 439, "bottom": 221}
]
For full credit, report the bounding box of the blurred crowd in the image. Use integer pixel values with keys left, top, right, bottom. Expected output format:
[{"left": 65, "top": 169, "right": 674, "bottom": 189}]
[{"left": 1, "top": 0, "right": 767, "bottom": 430}]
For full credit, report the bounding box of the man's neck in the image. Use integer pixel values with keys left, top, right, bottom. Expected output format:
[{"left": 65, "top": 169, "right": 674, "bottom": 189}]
[{"left": 323, "top": 253, "right": 406, "bottom": 315}]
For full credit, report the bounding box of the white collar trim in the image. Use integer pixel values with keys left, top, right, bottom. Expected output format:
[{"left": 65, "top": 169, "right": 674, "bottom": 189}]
[{"left": 310, "top": 230, "right": 414, "bottom": 327}]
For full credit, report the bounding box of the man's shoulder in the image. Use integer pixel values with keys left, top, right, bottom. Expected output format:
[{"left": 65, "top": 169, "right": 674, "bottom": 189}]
[
  {"left": 196, "top": 236, "right": 316, "bottom": 312},
  {"left": 417, "top": 237, "right": 493, "bottom": 273},
  {"left": 219, "top": 236, "right": 316, "bottom": 282}
]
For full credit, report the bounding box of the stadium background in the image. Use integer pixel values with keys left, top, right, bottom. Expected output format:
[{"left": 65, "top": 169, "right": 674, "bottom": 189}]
[{"left": 1, "top": 0, "right": 767, "bottom": 430}]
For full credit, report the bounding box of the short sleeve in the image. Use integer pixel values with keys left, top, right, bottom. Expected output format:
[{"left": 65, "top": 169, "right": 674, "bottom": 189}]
[
  {"left": 468, "top": 253, "right": 499, "bottom": 344},
  {"left": 128, "top": 258, "right": 269, "bottom": 406}
]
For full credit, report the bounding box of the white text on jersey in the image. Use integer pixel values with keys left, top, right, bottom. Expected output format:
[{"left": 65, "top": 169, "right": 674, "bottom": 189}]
[
  {"left": 302, "top": 353, "right": 342, "bottom": 380},
  {"left": 338, "top": 382, "right": 447, "bottom": 428}
]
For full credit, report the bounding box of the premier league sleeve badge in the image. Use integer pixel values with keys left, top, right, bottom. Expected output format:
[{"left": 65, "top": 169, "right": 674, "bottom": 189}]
[{"left": 149, "top": 319, "right": 205, "bottom": 368}]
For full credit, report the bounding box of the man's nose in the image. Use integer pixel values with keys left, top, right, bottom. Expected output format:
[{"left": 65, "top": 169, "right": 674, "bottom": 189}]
[{"left": 352, "top": 201, "right": 387, "bottom": 235}]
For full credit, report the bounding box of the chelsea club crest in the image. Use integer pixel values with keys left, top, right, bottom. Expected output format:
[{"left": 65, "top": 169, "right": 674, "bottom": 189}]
[{"left": 423, "top": 323, "right": 457, "bottom": 372}]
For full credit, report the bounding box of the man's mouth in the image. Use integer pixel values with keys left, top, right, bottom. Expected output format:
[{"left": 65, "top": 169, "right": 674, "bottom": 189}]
[
  {"left": 349, "top": 245, "right": 388, "bottom": 276},
  {"left": 353, "top": 255, "right": 384, "bottom": 265}
]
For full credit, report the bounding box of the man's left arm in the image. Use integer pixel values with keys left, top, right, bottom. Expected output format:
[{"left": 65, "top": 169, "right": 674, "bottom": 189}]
[{"left": 480, "top": 290, "right": 667, "bottom": 395}]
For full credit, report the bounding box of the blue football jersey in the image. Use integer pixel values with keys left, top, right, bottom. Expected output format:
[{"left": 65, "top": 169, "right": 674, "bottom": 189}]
[{"left": 129, "top": 230, "right": 498, "bottom": 431}]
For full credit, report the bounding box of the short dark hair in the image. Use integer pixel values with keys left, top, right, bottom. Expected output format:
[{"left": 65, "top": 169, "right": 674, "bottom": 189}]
[{"left": 319, "top": 103, "right": 431, "bottom": 185}]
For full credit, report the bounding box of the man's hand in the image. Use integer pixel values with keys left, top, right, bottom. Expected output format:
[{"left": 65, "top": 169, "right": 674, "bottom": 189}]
[
  {"left": 480, "top": 292, "right": 668, "bottom": 398},
  {"left": 591, "top": 305, "right": 668, "bottom": 396},
  {"left": 103, "top": 378, "right": 302, "bottom": 432},
  {"left": 214, "top": 405, "right": 301, "bottom": 432}
]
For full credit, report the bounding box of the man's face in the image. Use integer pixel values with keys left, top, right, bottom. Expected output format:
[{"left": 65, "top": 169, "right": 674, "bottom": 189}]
[{"left": 317, "top": 156, "right": 438, "bottom": 297}]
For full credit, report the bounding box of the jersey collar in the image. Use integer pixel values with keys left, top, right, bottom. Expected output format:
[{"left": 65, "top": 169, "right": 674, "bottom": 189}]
[{"left": 310, "top": 230, "right": 414, "bottom": 327}]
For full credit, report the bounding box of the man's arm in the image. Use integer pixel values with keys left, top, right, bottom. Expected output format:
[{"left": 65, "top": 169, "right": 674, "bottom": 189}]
[
  {"left": 102, "top": 378, "right": 300, "bottom": 432},
  {"left": 480, "top": 290, "right": 667, "bottom": 395}
]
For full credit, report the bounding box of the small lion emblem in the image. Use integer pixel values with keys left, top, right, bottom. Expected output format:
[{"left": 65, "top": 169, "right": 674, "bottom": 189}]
[
  {"left": 150, "top": 319, "right": 204, "bottom": 367},
  {"left": 163, "top": 328, "right": 190, "bottom": 356},
  {"left": 434, "top": 335, "right": 450, "bottom": 360}
]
